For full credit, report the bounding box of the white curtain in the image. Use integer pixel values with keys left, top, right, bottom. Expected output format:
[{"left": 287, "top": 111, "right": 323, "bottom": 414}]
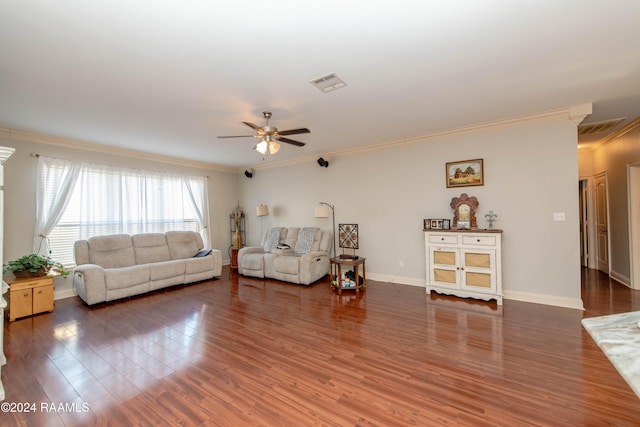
[
  {"left": 183, "top": 176, "right": 211, "bottom": 247},
  {"left": 75, "top": 164, "right": 209, "bottom": 239},
  {"left": 33, "top": 156, "right": 81, "bottom": 255},
  {"left": 39, "top": 157, "right": 212, "bottom": 265}
]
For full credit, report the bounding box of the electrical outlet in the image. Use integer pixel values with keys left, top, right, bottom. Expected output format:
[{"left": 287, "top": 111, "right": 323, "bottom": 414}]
[
  {"left": 399, "top": 261, "right": 404, "bottom": 268},
  {"left": 553, "top": 212, "right": 566, "bottom": 221}
]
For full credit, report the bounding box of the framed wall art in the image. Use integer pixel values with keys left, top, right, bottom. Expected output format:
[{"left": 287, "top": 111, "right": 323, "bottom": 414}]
[
  {"left": 338, "top": 224, "right": 359, "bottom": 249},
  {"left": 446, "top": 158, "right": 484, "bottom": 188},
  {"left": 338, "top": 224, "right": 359, "bottom": 259}
]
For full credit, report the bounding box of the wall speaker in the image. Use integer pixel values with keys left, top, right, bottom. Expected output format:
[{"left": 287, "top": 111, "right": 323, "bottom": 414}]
[{"left": 317, "top": 157, "right": 329, "bottom": 168}]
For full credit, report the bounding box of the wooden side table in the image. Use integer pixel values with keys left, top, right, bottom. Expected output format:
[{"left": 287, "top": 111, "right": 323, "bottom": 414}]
[
  {"left": 230, "top": 248, "right": 239, "bottom": 271},
  {"left": 6, "top": 276, "right": 54, "bottom": 321},
  {"left": 330, "top": 257, "right": 366, "bottom": 294}
]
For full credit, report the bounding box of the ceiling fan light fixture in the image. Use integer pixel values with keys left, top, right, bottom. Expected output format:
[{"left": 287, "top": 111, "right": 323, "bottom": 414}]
[
  {"left": 269, "top": 141, "right": 280, "bottom": 154},
  {"left": 256, "top": 139, "right": 268, "bottom": 155},
  {"left": 219, "top": 111, "right": 309, "bottom": 156},
  {"left": 255, "top": 137, "right": 280, "bottom": 156}
]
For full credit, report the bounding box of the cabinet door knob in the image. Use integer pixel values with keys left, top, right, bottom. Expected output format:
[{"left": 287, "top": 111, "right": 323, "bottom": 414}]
[
  {"left": 477, "top": 239, "right": 481, "bottom": 242},
  {"left": 441, "top": 238, "right": 444, "bottom": 241},
  {"left": 24, "top": 292, "right": 29, "bottom": 297}
]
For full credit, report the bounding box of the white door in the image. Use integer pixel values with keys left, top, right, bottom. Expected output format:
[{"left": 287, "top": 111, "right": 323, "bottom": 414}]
[{"left": 594, "top": 172, "right": 610, "bottom": 274}]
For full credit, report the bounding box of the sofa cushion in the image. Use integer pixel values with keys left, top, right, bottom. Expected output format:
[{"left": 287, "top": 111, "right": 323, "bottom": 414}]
[
  {"left": 294, "top": 227, "right": 320, "bottom": 254},
  {"left": 264, "top": 227, "right": 285, "bottom": 253},
  {"left": 88, "top": 234, "right": 136, "bottom": 269},
  {"left": 150, "top": 259, "right": 185, "bottom": 280},
  {"left": 274, "top": 253, "right": 302, "bottom": 275},
  {"left": 105, "top": 265, "right": 150, "bottom": 290},
  {"left": 242, "top": 253, "right": 264, "bottom": 270},
  {"left": 284, "top": 228, "right": 299, "bottom": 248},
  {"left": 166, "top": 231, "right": 202, "bottom": 260},
  {"left": 132, "top": 233, "right": 171, "bottom": 264}
]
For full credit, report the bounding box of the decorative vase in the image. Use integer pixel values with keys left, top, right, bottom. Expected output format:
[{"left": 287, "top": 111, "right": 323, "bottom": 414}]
[{"left": 232, "top": 226, "right": 242, "bottom": 249}]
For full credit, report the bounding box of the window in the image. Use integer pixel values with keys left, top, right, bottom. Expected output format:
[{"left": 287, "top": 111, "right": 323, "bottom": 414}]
[{"left": 36, "top": 156, "right": 210, "bottom": 267}]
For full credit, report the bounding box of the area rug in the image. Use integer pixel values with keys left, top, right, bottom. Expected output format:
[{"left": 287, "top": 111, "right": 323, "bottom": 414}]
[{"left": 582, "top": 311, "right": 640, "bottom": 398}]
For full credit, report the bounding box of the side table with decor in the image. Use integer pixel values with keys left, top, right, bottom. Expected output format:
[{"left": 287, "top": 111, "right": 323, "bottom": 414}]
[
  {"left": 6, "top": 275, "right": 55, "bottom": 321},
  {"left": 230, "top": 248, "right": 240, "bottom": 271},
  {"left": 330, "top": 257, "right": 366, "bottom": 295},
  {"left": 3, "top": 253, "right": 69, "bottom": 321}
]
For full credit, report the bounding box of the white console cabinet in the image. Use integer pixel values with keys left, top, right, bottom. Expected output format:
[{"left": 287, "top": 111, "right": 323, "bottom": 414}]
[{"left": 425, "top": 230, "right": 503, "bottom": 305}]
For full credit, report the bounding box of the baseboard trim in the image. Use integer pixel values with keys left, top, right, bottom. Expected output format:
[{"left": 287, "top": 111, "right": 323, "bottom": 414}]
[
  {"left": 503, "top": 290, "right": 584, "bottom": 310},
  {"left": 54, "top": 288, "right": 76, "bottom": 301},
  {"left": 368, "top": 273, "right": 425, "bottom": 287},
  {"left": 370, "top": 274, "right": 584, "bottom": 310}
]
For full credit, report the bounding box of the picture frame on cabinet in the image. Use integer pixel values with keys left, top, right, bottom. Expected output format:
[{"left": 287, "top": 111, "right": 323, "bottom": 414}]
[
  {"left": 446, "top": 158, "right": 484, "bottom": 188},
  {"left": 423, "top": 219, "right": 451, "bottom": 230}
]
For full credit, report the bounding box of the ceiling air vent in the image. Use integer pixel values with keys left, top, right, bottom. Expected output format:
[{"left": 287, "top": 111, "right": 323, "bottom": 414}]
[
  {"left": 578, "top": 118, "right": 626, "bottom": 136},
  {"left": 310, "top": 73, "right": 347, "bottom": 93}
]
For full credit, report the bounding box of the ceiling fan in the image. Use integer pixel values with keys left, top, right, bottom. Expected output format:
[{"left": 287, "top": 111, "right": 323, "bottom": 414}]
[{"left": 217, "top": 111, "right": 310, "bottom": 156}]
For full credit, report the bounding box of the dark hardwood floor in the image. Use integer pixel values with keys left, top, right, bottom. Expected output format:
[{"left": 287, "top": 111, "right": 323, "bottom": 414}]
[{"left": 2, "top": 267, "right": 639, "bottom": 426}]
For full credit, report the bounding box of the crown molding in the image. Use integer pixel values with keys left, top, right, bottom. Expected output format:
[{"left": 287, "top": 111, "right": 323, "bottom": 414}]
[
  {"left": 0, "top": 105, "right": 581, "bottom": 175},
  {"left": 240, "top": 106, "right": 579, "bottom": 172},
  {"left": 0, "top": 126, "right": 236, "bottom": 173},
  {"left": 590, "top": 116, "right": 640, "bottom": 151}
]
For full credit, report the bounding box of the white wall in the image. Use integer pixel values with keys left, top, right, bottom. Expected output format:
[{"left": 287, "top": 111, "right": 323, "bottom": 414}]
[
  {"left": 239, "top": 117, "right": 583, "bottom": 309},
  {"left": 0, "top": 135, "right": 239, "bottom": 298}
]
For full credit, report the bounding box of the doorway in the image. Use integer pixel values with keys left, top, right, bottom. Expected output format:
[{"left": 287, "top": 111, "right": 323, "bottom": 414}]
[
  {"left": 629, "top": 163, "right": 640, "bottom": 290},
  {"left": 594, "top": 172, "right": 610, "bottom": 274},
  {"left": 579, "top": 179, "right": 589, "bottom": 267}
]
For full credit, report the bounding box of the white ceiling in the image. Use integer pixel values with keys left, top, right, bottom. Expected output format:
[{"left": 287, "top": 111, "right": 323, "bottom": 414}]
[{"left": 1, "top": 1, "right": 639, "bottom": 168}]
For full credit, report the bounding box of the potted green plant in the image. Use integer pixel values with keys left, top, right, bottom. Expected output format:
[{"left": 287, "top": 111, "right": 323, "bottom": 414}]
[{"left": 3, "top": 253, "right": 70, "bottom": 278}]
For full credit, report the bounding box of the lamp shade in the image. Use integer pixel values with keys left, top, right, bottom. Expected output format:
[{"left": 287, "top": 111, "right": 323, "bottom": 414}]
[
  {"left": 314, "top": 205, "right": 330, "bottom": 218},
  {"left": 256, "top": 204, "right": 269, "bottom": 217}
]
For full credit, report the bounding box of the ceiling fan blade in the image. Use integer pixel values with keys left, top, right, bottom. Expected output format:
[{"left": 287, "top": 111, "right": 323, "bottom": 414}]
[
  {"left": 277, "top": 127, "right": 310, "bottom": 136},
  {"left": 277, "top": 137, "right": 306, "bottom": 147},
  {"left": 242, "top": 121, "right": 259, "bottom": 130},
  {"left": 217, "top": 135, "right": 258, "bottom": 138}
]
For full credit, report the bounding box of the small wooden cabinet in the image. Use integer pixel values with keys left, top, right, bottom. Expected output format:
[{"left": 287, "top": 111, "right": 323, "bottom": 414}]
[
  {"left": 230, "top": 248, "right": 239, "bottom": 271},
  {"left": 7, "top": 276, "right": 54, "bottom": 321},
  {"left": 425, "top": 230, "right": 503, "bottom": 305}
]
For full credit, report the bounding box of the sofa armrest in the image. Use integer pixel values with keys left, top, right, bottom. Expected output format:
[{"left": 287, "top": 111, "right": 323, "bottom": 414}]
[
  {"left": 237, "top": 246, "right": 265, "bottom": 274},
  {"left": 298, "top": 252, "right": 330, "bottom": 285},
  {"left": 238, "top": 246, "right": 265, "bottom": 256},
  {"left": 73, "top": 264, "right": 107, "bottom": 305}
]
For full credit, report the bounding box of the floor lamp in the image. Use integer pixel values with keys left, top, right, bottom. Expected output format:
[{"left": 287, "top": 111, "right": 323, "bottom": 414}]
[
  {"left": 314, "top": 202, "right": 335, "bottom": 258},
  {"left": 256, "top": 204, "right": 269, "bottom": 241}
]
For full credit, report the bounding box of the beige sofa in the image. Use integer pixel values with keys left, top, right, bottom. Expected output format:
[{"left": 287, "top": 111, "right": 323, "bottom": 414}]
[
  {"left": 73, "top": 231, "right": 222, "bottom": 305},
  {"left": 237, "top": 227, "right": 331, "bottom": 285}
]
